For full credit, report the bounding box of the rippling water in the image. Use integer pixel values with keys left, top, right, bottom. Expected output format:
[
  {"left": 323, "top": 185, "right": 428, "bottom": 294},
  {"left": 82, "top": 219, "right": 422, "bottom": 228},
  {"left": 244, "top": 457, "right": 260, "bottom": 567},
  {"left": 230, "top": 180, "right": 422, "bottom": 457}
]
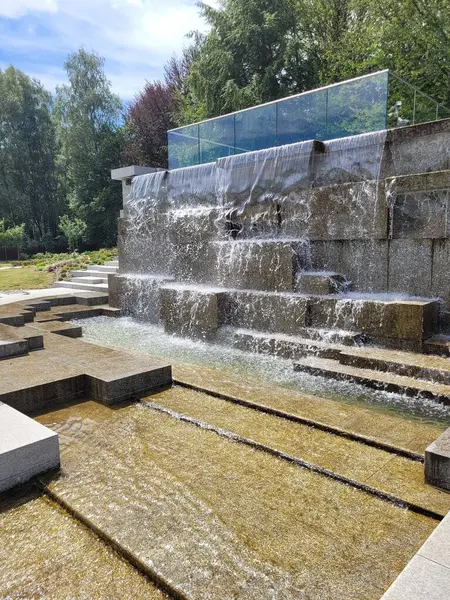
[
  {"left": 35, "top": 399, "right": 436, "bottom": 600},
  {"left": 77, "top": 316, "right": 450, "bottom": 424}
]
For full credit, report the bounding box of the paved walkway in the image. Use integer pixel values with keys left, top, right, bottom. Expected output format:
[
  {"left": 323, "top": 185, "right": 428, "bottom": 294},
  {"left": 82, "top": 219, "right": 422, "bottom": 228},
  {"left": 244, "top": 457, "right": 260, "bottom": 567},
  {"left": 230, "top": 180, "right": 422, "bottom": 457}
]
[{"left": 0, "top": 288, "right": 88, "bottom": 306}]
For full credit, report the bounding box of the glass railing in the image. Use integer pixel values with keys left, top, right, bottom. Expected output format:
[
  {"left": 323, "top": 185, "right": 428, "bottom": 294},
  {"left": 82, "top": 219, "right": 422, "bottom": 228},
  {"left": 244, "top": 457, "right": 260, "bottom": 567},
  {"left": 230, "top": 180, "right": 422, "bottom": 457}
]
[{"left": 168, "top": 70, "right": 449, "bottom": 169}]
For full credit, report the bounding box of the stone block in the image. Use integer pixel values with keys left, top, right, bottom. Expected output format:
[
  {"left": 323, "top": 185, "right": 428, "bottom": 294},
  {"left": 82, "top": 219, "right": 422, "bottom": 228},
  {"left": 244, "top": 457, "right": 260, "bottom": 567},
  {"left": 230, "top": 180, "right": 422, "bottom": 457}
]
[
  {"left": 74, "top": 292, "right": 109, "bottom": 306},
  {"left": 0, "top": 403, "right": 59, "bottom": 493},
  {"left": 309, "top": 297, "right": 438, "bottom": 341},
  {"left": 160, "top": 284, "right": 226, "bottom": 340},
  {"left": 309, "top": 240, "right": 388, "bottom": 292},
  {"left": 280, "top": 181, "right": 388, "bottom": 240},
  {"left": 431, "top": 239, "right": 450, "bottom": 305},
  {"left": 382, "top": 300, "right": 439, "bottom": 341},
  {"left": 388, "top": 239, "right": 433, "bottom": 296},
  {"left": 166, "top": 207, "right": 224, "bottom": 247},
  {"left": 86, "top": 365, "right": 172, "bottom": 405},
  {"left": 110, "top": 274, "right": 173, "bottom": 323},
  {"left": 24, "top": 300, "right": 51, "bottom": 312},
  {"left": 385, "top": 119, "right": 450, "bottom": 177},
  {"left": 29, "top": 321, "right": 82, "bottom": 338},
  {"left": 425, "top": 427, "right": 450, "bottom": 492},
  {"left": 118, "top": 215, "right": 174, "bottom": 276},
  {"left": 212, "top": 240, "right": 297, "bottom": 292},
  {"left": 294, "top": 272, "right": 347, "bottom": 294},
  {"left": 391, "top": 190, "right": 447, "bottom": 239},
  {"left": 224, "top": 291, "right": 309, "bottom": 335}
]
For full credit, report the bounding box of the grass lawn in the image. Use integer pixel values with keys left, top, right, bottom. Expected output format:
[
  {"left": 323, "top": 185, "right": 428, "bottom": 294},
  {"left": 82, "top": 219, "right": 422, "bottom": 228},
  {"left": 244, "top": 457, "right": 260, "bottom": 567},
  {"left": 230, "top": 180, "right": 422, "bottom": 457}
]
[{"left": 0, "top": 266, "right": 55, "bottom": 291}]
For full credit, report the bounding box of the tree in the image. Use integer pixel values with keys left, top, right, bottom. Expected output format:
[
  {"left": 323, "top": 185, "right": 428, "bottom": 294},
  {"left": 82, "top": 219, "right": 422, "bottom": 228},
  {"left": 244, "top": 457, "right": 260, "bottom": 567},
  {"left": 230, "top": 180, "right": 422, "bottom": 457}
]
[
  {"left": 58, "top": 215, "right": 87, "bottom": 252},
  {"left": 124, "top": 82, "right": 175, "bottom": 168},
  {"left": 179, "top": 0, "right": 316, "bottom": 120},
  {"left": 54, "top": 49, "right": 124, "bottom": 247},
  {"left": 0, "top": 67, "right": 59, "bottom": 242},
  {"left": 0, "top": 220, "right": 25, "bottom": 249}
]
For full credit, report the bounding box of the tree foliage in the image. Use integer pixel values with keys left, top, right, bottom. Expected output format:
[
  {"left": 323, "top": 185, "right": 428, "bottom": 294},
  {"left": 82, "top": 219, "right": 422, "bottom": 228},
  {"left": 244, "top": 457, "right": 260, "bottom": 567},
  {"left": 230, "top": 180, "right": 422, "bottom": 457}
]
[
  {"left": 0, "top": 67, "right": 58, "bottom": 242},
  {"left": 53, "top": 49, "right": 124, "bottom": 247},
  {"left": 58, "top": 214, "right": 87, "bottom": 252},
  {"left": 124, "top": 82, "right": 175, "bottom": 168},
  {"left": 0, "top": 219, "right": 25, "bottom": 248},
  {"left": 173, "top": 0, "right": 450, "bottom": 122}
]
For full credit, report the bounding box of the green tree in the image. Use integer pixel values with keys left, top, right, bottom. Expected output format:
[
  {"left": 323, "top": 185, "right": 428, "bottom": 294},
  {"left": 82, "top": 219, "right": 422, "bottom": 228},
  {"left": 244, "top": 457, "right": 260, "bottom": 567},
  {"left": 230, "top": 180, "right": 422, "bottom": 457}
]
[
  {"left": 54, "top": 49, "right": 124, "bottom": 247},
  {"left": 181, "top": 0, "right": 315, "bottom": 120},
  {"left": 0, "top": 67, "right": 59, "bottom": 242},
  {"left": 0, "top": 219, "right": 25, "bottom": 249},
  {"left": 58, "top": 214, "right": 87, "bottom": 252}
]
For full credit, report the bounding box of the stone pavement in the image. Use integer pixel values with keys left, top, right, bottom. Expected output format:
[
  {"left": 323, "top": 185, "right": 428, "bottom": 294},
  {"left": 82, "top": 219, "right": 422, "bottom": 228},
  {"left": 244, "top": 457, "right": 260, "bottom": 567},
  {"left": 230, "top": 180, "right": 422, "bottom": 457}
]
[
  {"left": 0, "top": 287, "right": 89, "bottom": 306},
  {"left": 381, "top": 511, "right": 450, "bottom": 599}
]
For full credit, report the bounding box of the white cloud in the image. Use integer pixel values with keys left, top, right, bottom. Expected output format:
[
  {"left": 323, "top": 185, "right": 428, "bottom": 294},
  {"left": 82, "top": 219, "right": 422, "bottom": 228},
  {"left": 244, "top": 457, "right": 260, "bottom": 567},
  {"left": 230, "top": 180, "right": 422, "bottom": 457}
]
[
  {"left": 0, "top": 0, "right": 214, "bottom": 98},
  {"left": 0, "top": 0, "right": 57, "bottom": 18}
]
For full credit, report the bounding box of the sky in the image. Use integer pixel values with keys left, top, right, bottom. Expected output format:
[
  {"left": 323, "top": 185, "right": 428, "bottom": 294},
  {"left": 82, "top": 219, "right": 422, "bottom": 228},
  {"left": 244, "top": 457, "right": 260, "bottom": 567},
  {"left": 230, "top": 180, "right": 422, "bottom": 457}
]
[{"left": 0, "top": 0, "right": 217, "bottom": 101}]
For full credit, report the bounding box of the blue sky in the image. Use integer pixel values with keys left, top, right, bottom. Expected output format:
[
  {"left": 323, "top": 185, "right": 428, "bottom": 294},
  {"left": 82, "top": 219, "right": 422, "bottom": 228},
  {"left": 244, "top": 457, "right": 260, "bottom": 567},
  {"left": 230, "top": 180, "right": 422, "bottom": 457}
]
[{"left": 0, "top": 0, "right": 217, "bottom": 101}]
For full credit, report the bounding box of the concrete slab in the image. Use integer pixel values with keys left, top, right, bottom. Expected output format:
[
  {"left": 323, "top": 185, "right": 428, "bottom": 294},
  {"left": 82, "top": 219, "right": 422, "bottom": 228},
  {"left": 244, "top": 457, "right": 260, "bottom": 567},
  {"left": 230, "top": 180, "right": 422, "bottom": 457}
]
[
  {"left": 425, "top": 428, "right": 450, "bottom": 491},
  {"left": 419, "top": 511, "right": 450, "bottom": 569},
  {"left": 0, "top": 325, "right": 28, "bottom": 359},
  {"left": 381, "top": 511, "right": 450, "bottom": 599},
  {"left": 0, "top": 402, "right": 59, "bottom": 493},
  {"left": 381, "top": 554, "right": 450, "bottom": 599},
  {"left": 28, "top": 320, "right": 83, "bottom": 338},
  {"left": 0, "top": 288, "right": 91, "bottom": 306}
]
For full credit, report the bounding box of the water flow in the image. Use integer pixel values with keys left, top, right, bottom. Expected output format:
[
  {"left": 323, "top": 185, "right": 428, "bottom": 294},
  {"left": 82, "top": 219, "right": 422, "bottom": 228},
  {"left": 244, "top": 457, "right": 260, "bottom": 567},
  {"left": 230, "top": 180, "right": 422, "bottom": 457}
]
[{"left": 117, "top": 129, "right": 409, "bottom": 352}]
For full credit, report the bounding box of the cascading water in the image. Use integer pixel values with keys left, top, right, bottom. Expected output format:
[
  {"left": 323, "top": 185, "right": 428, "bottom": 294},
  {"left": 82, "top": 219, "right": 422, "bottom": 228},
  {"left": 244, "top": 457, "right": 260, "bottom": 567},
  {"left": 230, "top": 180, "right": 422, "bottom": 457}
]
[{"left": 113, "top": 125, "right": 441, "bottom": 362}]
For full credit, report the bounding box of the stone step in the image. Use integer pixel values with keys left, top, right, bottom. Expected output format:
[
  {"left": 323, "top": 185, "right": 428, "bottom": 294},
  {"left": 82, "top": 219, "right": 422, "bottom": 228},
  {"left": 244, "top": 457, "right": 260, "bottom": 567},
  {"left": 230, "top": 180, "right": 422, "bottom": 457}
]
[
  {"left": 293, "top": 356, "right": 450, "bottom": 404},
  {"left": 53, "top": 281, "right": 109, "bottom": 293},
  {"left": 0, "top": 323, "right": 44, "bottom": 358},
  {"left": 0, "top": 326, "right": 29, "bottom": 359},
  {"left": 86, "top": 265, "right": 118, "bottom": 273},
  {"left": 339, "top": 346, "right": 450, "bottom": 386},
  {"left": 224, "top": 327, "right": 349, "bottom": 360},
  {"left": 294, "top": 271, "right": 350, "bottom": 295},
  {"left": 0, "top": 403, "right": 59, "bottom": 493},
  {"left": 423, "top": 334, "right": 450, "bottom": 356},
  {"left": 69, "top": 275, "right": 107, "bottom": 284},
  {"left": 104, "top": 260, "right": 119, "bottom": 266},
  {"left": 70, "top": 270, "right": 109, "bottom": 280}
]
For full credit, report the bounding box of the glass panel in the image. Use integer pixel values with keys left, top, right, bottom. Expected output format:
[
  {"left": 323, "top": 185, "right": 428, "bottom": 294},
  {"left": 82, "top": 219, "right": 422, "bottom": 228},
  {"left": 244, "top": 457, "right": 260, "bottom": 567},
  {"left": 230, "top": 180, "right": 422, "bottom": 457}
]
[
  {"left": 168, "top": 124, "right": 199, "bottom": 169},
  {"left": 387, "top": 74, "right": 414, "bottom": 128},
  {"left": 327, "top": 71, "right": 388, "bottom": 139},
  {"left": 277, "top": 89, "right": 327, "bottom": 145},
  {"left": 414, "top": 92, "right": 438, "bottom": 124},
  {"left": 199, "top": 114, "right": 235, "bottom": 163},
  {"left": 234, "top": 103, "right": 277, "bottom": 153}
]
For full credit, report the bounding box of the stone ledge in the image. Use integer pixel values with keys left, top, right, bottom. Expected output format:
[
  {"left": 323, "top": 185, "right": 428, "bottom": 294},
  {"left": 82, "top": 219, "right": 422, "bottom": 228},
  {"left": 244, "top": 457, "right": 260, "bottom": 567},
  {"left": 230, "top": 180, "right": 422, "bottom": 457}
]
[
  {"left": 425, "top": 428, "right": 450, "bottom": 491},
  {"left": 381, "top": 512, "right": 450, "bottom": 599},
  {"left": 0, "top": 403, "right": 59, "bottom": 493}
]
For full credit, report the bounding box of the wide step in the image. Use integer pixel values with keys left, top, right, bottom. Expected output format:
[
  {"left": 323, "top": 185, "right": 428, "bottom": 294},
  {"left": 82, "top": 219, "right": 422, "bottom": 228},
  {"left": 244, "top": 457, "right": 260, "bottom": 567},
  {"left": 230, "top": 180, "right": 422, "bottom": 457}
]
[
  {"left": 70, "top": 270, "right": 109, "bottom": 281},
  {"left": 294, "top": 356, "right": 450, "bottom": 403},
  {"left": 227, "top": 328, "right": 353, "bottom": 360},
  {"left": 54, "top": 281, "right": 109, "bottom": 293},
  {"left": 340, "top": 347, "right": 450, "bottom": 386},
  {"left": 69, "top": 276, "right": 107, "bottom": 284}
]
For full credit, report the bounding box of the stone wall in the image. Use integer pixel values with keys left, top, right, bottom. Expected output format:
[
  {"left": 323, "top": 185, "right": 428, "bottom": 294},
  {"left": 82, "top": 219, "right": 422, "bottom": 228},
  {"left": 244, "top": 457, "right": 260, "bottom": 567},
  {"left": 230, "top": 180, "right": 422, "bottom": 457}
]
[{"left": 111, "top": 118, "right": 450, "bottom": 346}]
